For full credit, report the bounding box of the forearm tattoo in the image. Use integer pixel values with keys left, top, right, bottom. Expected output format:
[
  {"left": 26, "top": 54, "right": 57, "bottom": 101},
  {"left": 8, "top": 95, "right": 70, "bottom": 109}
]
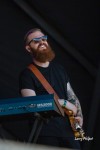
[{"left": 67, "top": 82, "right": 83, "bottom": 118}]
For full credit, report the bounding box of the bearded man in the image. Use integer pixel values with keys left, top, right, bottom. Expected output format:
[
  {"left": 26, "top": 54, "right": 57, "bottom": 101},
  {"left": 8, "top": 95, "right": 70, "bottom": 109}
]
[{"left": 19, "top": 28, "right": 83, "bottom": 149}]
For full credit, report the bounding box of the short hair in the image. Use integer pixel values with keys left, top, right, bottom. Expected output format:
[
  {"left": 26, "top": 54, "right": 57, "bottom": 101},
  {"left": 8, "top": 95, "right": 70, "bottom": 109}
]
[{"left": 24, "top": 28, "right": 43, "bottom": 45}]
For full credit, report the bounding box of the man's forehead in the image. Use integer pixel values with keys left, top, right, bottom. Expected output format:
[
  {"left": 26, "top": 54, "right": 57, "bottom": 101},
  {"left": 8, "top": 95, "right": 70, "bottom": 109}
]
[{"left": 28, "top": 31, "right": 44, "bottom": 39}]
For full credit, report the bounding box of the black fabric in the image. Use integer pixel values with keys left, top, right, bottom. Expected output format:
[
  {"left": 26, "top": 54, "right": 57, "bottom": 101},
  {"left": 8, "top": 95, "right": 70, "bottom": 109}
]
[
  {"left": 19, "top": 60, "right": 80, "bottom": 148},
  {"left": 37, "top": 136, "right": 81, "bottom": 149},
  {"left": 19, "top": 60, "right": 69, "bottom": 99}
]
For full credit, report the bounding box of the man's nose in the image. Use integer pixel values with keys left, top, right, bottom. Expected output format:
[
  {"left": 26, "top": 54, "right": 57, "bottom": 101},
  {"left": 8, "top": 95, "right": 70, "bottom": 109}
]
[{"left": 39, "top": 39, "right": 44, "bottom": 44}]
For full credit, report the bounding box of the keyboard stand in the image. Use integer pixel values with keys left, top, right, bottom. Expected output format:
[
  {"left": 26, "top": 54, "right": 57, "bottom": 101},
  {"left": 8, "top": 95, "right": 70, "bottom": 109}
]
[
  {"left": 0, "top": 124, "right": 17, "bottom": 140},
  {"left": 28, "top": 113, "right": 47, "bottom": 143}
]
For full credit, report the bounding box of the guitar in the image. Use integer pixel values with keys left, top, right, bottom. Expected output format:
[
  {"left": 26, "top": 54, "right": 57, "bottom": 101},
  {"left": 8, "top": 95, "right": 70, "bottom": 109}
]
[{"left": 62, "top": 106, "right": 85, "bottom": 138}]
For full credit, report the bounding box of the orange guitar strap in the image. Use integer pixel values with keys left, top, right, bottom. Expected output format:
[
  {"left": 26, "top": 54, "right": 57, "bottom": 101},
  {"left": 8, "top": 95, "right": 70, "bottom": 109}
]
[{"left": 28, "top": 63, "right": 64, "bottom": 116}]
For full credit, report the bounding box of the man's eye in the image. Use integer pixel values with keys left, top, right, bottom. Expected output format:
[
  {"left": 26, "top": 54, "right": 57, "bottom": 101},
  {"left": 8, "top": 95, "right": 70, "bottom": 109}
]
[{"left": 34, "top": 40, "right": 40, "bottom": 43}]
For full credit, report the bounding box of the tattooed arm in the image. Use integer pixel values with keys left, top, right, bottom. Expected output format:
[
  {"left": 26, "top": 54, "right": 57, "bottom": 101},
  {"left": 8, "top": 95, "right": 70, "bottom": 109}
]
[{"left": 67, "top": 82, "right": 83, "bottom": 126}]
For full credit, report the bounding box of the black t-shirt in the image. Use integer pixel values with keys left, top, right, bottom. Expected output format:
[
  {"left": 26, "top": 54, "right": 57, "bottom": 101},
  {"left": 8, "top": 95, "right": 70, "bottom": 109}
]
[{"left": 19, "top": 61, "right": 74, "bottom": 137}]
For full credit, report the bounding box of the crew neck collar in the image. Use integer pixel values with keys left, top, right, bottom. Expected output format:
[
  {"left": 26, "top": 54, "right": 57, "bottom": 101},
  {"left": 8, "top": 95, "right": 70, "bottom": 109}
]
[{"left": 33, "top": 61, "right": 51, "bottom": 69}]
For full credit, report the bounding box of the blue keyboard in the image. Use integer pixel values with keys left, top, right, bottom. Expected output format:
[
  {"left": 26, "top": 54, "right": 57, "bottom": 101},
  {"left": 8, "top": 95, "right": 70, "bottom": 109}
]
[{"left": 0, "top": 94, "right": 61, "bottom": 118}]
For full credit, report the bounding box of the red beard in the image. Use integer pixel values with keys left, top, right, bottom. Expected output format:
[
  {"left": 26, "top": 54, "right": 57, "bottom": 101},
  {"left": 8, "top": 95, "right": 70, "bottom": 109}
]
[{"left": 30, "top": 44, "right": 55, "bottom": 62}]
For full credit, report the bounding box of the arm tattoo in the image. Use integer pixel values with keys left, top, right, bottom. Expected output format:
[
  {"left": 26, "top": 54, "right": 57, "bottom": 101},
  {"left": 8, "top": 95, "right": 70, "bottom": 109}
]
[{"left": 67, "top": 82, "right": 83, "bottom": 118}]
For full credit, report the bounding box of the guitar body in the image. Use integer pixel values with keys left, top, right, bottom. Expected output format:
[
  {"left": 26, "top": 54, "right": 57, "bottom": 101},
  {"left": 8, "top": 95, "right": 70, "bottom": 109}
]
[{"left": 63, "top": 107, "right": 85, "bottom": 138}]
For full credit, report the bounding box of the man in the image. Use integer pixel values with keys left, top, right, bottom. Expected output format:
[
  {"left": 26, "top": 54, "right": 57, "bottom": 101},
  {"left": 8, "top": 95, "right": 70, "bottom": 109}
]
[{"left": 19, "top": 28, "right": 83, "bottom": 149}]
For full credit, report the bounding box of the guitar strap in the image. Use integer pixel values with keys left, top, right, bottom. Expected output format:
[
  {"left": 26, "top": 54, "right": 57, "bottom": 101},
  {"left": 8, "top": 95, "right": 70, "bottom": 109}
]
[
  {"left": 28, "top": 64, "right": 86, "bottom": 138},
  {"left": 28, "top": 63, "right": 64, "bottom": 116}
]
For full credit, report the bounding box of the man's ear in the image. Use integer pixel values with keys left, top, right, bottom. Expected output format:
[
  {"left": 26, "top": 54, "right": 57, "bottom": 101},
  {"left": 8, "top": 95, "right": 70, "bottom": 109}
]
[{"left": 25, "top": 45, "right": 31, "bottom": 53}]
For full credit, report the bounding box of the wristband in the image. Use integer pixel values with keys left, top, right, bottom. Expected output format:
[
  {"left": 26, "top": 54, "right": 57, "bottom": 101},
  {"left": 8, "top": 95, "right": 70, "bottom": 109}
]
[{"left": 63, "top": 100, "right": 67, "bottom": 107}]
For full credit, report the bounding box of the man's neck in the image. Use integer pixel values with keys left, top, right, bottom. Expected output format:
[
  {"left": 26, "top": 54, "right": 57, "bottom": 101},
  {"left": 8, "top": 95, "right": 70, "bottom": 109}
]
[{"left": 33, "top": 59, "right": 50, "bottom": 68}]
